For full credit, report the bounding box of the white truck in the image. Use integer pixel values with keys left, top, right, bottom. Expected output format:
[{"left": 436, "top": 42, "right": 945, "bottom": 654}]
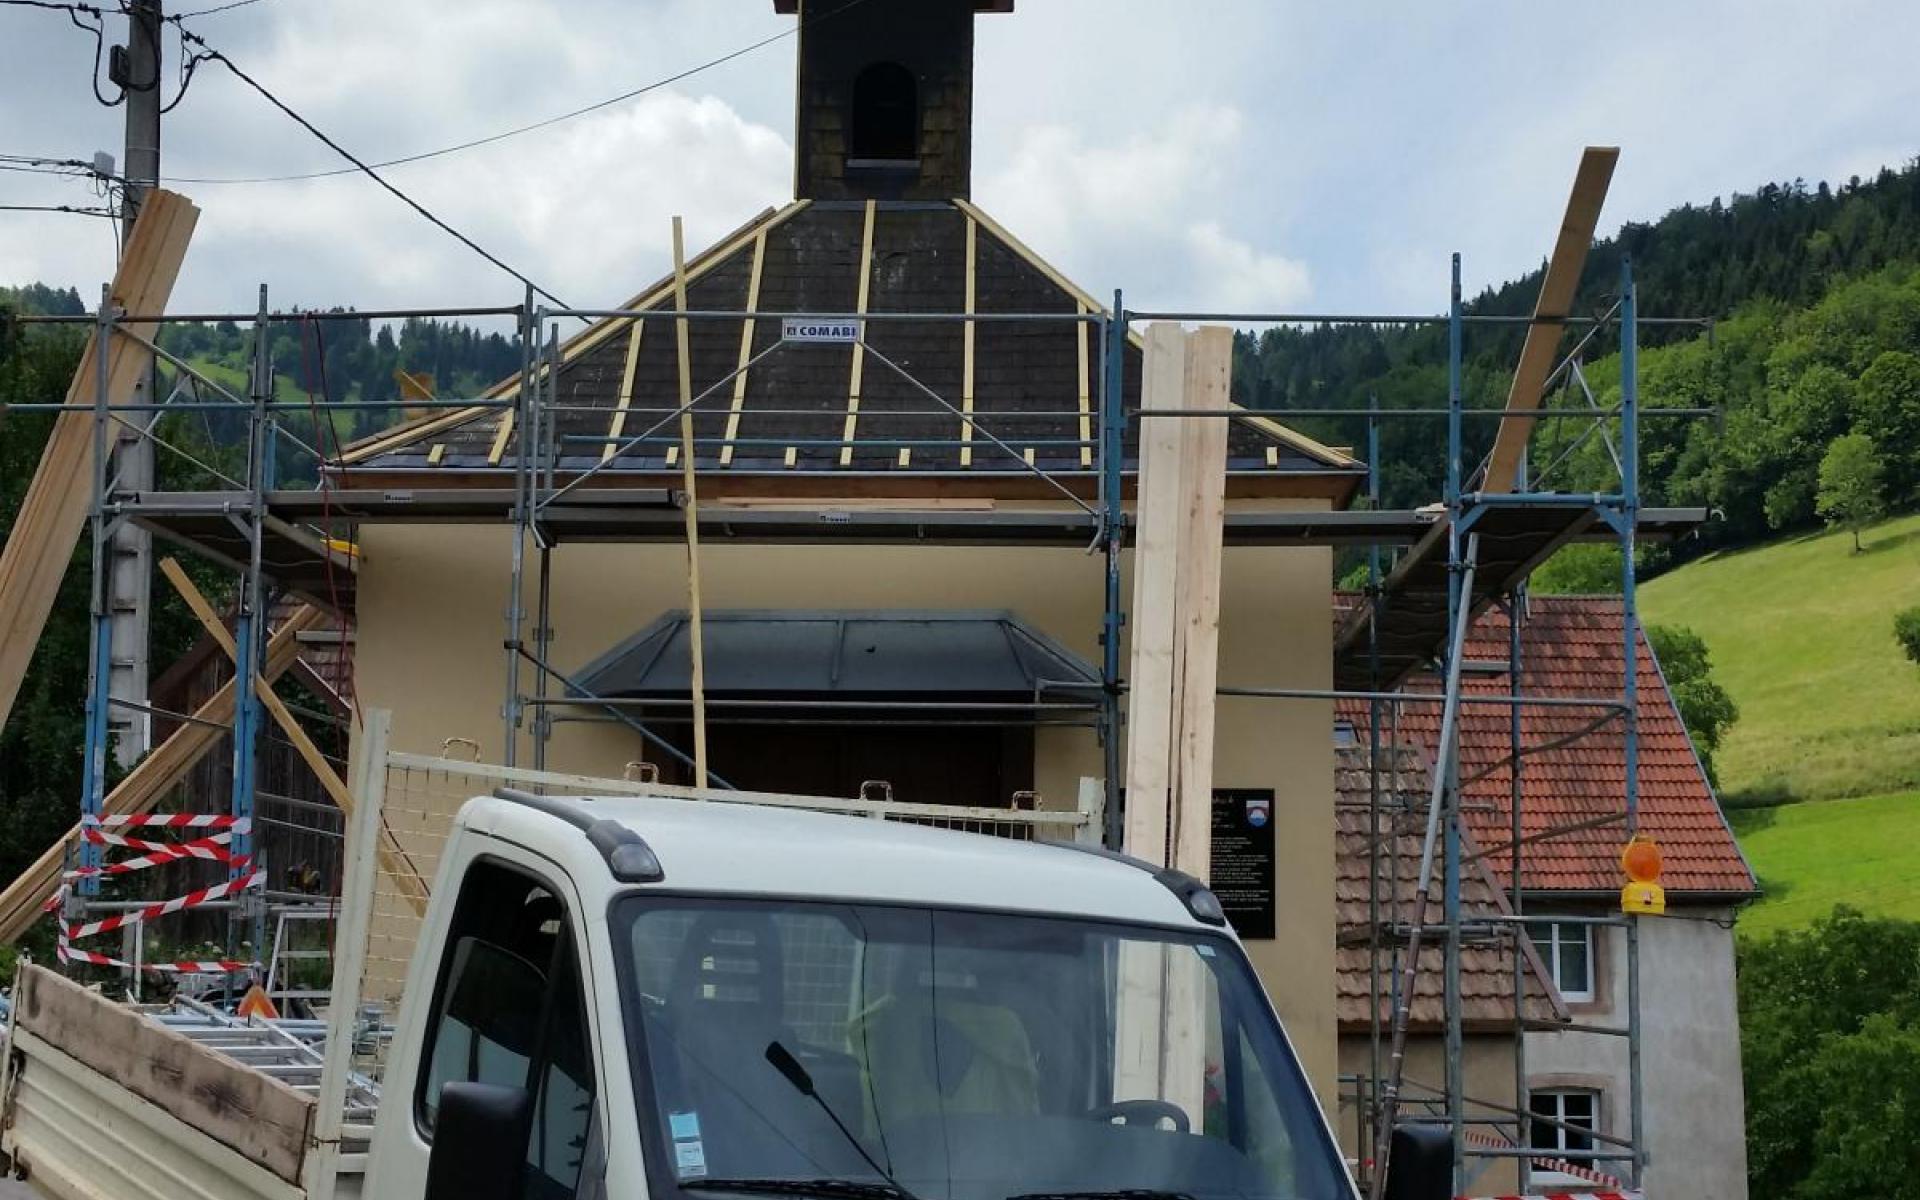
[{"left": 0, "top": 787, "right": 1450, "bottom": 1200}]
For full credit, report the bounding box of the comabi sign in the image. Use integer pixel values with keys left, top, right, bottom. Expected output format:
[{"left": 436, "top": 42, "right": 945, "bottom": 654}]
[{"left": 781, "top": 318, "right": 863, "bottom": 344}]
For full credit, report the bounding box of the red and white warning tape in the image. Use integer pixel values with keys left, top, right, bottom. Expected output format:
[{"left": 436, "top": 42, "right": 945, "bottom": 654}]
[
  {"left": 61, "top": 870, "right": 263, "bottom": 940},
  {"left": 82, "top": 813, "right": 250, "bottom": 830},
  {"left": 1463, "top": 1130, "right": 1626, "bottom": 1191},
  {"left": 81, "top": 821, "right": 249, "bottom": 855},
  {"left": 65, "top": 831, "right": 249, "bottom": 880},
  {"left": 55, "top": 937, "right": 255, "bottom": 975}
]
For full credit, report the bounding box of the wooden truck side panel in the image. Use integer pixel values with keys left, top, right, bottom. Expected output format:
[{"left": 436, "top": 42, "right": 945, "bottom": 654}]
[{"left": 3, "top": 964, "right": 317, "bottom": 1200}]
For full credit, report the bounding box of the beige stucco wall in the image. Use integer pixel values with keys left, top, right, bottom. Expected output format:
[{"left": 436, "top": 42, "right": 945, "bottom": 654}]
[
  {"left": 1336, "top": 1033, "right": 1521, "bottom": 1194},
  {"left": 351, "top": 522, "right": 1337, "bottom": 1104}
]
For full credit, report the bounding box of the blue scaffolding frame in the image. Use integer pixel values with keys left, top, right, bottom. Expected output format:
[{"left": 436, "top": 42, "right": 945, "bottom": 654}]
[{"left": 38, "top": 242, "right": 1690, "bottom": 1196}]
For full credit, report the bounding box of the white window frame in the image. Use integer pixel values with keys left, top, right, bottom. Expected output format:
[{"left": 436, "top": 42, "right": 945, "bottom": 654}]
[
  {"left": 1528, "top": 919, "right": 1595, "bottom": 1003},
  {"left": 1528, "top": 1087, "right": 1603, "bottom": 1183}
]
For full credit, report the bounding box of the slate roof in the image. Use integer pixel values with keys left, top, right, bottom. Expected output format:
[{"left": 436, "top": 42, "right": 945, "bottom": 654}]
[
  {"left": 1337, "top": 595, "right": 1757, "bottom": 898},
  {"left": 339, "top": 199, "right": 1360, "bottom": 487}
]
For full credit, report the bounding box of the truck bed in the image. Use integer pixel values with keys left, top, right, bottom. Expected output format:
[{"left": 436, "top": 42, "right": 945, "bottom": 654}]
[{"left": 0, "top": 965, "right": 365, "bottom": 1200}]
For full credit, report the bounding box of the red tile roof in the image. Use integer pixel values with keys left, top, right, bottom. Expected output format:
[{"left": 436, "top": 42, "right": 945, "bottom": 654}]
[
  {"left": 1334, "top": 747, "right": 1566, "bottom": 1032},
  {"left": 1336, "top": 595, "right": 1756, "bottom": 897}
]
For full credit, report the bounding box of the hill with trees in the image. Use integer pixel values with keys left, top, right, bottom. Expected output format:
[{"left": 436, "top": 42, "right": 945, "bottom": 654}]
[{"left": 1238, "top": 157, "right": 1920, "bottom": 563}]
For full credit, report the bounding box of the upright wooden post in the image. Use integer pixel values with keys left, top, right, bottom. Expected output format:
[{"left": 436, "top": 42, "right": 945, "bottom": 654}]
[
  {"left": 1123, "top": 324, "right": 1188, "bottom": 865},
  {"left": 672, "top": 217, "right": 710, "bottom": 788},
  {"left": 1168, "top": 325, "right": 1231, "bottom": 881},
  {"left": 1117, "top": 324, "right": 1231, "bottom": 1130},
  {"left": 305, "top": 708, "right": 390, "bottom": 1200}
]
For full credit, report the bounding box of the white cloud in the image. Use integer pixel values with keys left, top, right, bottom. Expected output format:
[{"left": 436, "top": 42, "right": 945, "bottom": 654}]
[
  {"left": 975, "top": 105, "right": 1312, "bottom": 314},
  {"left": 4, "top": 0, "right": 1919, "bottom": 322},
  {"left": 1184, "top": 222, "right": 1311, "bottom": 314}
]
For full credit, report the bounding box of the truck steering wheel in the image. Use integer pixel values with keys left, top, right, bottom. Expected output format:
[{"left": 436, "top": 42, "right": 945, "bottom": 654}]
[{"left": 1086, "top": 1098, "right": 1192, "bottom": 1133}]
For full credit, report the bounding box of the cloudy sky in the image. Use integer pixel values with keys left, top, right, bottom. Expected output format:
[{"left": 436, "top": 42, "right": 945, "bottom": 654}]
[{"left": 2, "top": 0, "right": 1916, "bottom": 320}]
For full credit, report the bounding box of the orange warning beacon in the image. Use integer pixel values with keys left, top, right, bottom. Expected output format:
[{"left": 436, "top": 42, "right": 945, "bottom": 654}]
[{"left": 1620, "top": 834, "right": 1666, "bottom": 915}]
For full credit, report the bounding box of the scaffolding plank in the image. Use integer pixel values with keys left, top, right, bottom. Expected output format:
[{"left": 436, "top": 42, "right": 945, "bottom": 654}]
[
  {"left": 0, "top": 189, "right": 198, "bottom": 735},
  {"left": 1331, "top": 502, "right": 1602, "bottom": 691},
  {"left": 1483, "top": 147, "right": 1619, "bottom": 493}
]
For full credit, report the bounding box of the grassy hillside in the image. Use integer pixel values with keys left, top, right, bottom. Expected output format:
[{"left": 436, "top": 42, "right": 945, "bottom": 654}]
[
  {"left": 1640, "top": 512, "right": 1920, "bottom": 804},
  {"left": 1728, "top": 790, "right": 1920, "bottom": 936}
]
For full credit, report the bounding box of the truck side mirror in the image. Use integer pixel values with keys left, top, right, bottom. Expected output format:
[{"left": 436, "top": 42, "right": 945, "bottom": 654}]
[
  {"left": 1383, "top": 1123, "right": 1453, "bottom": 1200},
  {"left": 426, "top": 1082, "right": 534, "bottom": 1200}
]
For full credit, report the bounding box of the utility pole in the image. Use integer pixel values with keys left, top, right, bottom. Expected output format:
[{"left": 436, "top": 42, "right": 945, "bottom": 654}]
[{"left": 107, "top": 0, "right": 162, "bottom": 769}]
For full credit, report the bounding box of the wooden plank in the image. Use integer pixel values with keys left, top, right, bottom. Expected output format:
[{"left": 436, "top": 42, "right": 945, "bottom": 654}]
[
  {"left": 0, "top": 189, "right": 197, "bottom": 736},
  {"left": 601, "top": 319, "right": 645, "bottom": 464},
  {"left": 720, "top": 228, "right": 769, "bottom": 467},
  {"left": 1122, "top": 324, "right": 1188, "bottom": 866},
  {"left": 0, "top": 607, "right": 322, "bottom": 944},
  {"left": 1169, "top": 326, "right": 1231, "bottom": 882},
  {"left": 306, "top": 709, "right": 390, "bottom": 1200},
  {"left": 1077, "top": 302, "right": 1094, "bottom": 468},
  {"left": 14, "top": 965, "right": 315, "bottom": 1184},
  {"left": 1484, "top": 146, "right": 1620, "bottom": 493},
  {"left": 961, "top": 215, "right": 978, "bottom": 468},
  {"left": 839, "top": 200, "right": 878, "bottom": 468},
  {"left": 672, "top": 217, "right": 710, "bottom": 789}
]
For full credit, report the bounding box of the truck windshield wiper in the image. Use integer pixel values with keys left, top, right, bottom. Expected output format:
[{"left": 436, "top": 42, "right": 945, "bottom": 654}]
[
  {"left": 684, "top": 1179, "right": 916, "bottom": 1200},
  {"left": 1008, "top": 1191, "right": 1199, "bottom": 1200}
]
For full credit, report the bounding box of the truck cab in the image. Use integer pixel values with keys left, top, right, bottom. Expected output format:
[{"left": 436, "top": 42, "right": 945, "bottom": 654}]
[{"left": 367, "top": 789, "right": 1359, "bottom": 1200}]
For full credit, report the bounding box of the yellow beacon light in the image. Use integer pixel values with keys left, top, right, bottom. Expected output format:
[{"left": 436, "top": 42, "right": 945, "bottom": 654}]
[{"left": 1620, "top": 834, "right": 1666, "bottom": 915}]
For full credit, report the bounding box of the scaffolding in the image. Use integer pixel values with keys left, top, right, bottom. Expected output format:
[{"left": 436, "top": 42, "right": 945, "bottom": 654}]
[{"left": 6, "top": 236, "right": 1713, "bottom": 1196}]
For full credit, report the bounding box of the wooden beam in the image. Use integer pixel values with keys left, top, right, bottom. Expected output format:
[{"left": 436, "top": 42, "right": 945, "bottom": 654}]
[
  {"left": 839, "top": 200, "right": 878, "bottom": 468},
  {"left": 1123, "top": 324, "right": 1188, "bottom": 866},
  {"left": 601, "top": 319, "right": 645, "bottom": 464},
  {"left": 0, "top": 189, "right": 197, "bottom": 737},
  {"left": 1484, "top": 146, "right": 1620, "bottom": 493},
  {"left": 672, "top": 217, "right": 710, "bottom": 789},
  {"left": 720, "top": 228, "right": 769, "bottom": 467},
  {"left": 155, "top": 559, "right": 427, "bottom": 913},
  {"left": 961, "top": 215, "right": 979, "bottom": 468},
  {"left": 1077, "top": 302, "right": 1094, "bottom": 468},
  {"left": 1169, "top": 326, "right": 1231, "bottom": 882},
  {"left": 0, "top": 606, "right": 322, "bottom": 945}
]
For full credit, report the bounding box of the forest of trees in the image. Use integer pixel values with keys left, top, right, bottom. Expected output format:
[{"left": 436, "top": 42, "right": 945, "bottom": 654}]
[{"left": 1236, "top": 157, "right": 1920, "bottom": 566}]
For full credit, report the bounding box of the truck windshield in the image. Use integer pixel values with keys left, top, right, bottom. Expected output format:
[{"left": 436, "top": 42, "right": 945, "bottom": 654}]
[{"left": 614, "top": 896, "right": 1350, "bottom": 1200}]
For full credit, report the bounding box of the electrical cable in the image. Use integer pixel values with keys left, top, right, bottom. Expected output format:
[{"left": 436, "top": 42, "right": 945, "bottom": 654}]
[
  {"left": 172, "top": 0, "right": 265, "bottom": 16},
  {"left": 0, "top": 203, "right": 119, "bottom": 218},
  {"left": 159, "top": 0, "right": 878, "bottom": 185}
]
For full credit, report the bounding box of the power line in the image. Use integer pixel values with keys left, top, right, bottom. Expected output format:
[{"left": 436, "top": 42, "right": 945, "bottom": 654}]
[
  {"left": 167, "top": 25, "right": 572, "bottom": 310},
  {"left": 161, "top": 0, "right": 874, "bottom": 185},
  {"left": 0, "top": 203, "right": 119, "bottom": 217},
  {"left": 172, "top": 0, "right": 266, "bottom": 16}
]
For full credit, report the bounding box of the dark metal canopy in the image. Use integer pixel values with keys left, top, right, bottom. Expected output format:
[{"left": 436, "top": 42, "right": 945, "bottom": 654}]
[{"left": 570, "top": 610, "right": 1098, "bottom": 701}]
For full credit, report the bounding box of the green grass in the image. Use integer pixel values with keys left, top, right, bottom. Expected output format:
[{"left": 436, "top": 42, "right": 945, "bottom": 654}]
[
  {"left": 1640, "top": 512, "right": 1920, "bottom": 804},
  {"left": 1728, "top": 790, "right": 1920, "bottom": 936}
]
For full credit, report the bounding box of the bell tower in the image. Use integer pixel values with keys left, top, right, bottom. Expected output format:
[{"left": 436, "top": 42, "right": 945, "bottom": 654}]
[{"left": 776, "top": 0, "right": 1013, "bottom": 202}]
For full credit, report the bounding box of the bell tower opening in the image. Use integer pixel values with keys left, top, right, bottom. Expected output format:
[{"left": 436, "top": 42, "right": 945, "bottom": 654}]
[
  {"left": 849, "top": 61, "right": 919, "bottom": 164},
  {"left": 777, "top": 0, "right": 1013, "bottom": 202}
]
